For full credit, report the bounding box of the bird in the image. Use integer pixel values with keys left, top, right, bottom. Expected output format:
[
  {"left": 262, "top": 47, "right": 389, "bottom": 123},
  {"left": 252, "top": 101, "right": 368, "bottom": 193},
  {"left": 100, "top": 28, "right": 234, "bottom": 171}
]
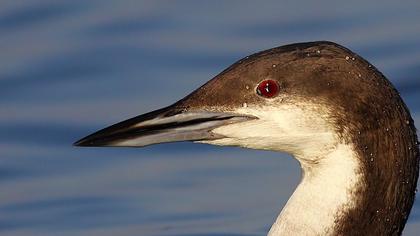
[{"left": 75, "top": 41, "right": 419, "bottom": 236}]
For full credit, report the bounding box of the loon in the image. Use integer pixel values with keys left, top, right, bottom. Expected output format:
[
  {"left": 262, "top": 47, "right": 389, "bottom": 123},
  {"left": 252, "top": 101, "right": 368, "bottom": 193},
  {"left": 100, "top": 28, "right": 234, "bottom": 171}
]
[{"left": 75, "top": 41, "right": 419, "bottom": 236}]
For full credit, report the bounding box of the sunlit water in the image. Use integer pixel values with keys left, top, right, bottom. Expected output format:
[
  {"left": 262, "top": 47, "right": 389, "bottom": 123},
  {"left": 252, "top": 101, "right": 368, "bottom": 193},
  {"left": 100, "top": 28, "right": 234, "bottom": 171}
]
[{"left": 1, "top": 1, "right": 420, "bottom": 235}]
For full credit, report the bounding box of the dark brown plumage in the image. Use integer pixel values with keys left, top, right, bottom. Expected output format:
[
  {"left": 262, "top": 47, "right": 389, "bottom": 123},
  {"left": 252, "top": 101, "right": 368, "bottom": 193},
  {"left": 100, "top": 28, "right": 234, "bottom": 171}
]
[
  {"left": 176, "top": 41, "right": 419, "bottom": 235},
  {"left": 75, "top": 41, "right": 419, "bottom": 235}
]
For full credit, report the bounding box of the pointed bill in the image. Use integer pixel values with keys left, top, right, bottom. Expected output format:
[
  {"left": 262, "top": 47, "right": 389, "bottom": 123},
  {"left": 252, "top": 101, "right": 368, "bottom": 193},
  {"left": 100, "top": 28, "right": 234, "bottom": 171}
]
[{"left": 74, "top": 105, "right": 256, "bottom": 147}]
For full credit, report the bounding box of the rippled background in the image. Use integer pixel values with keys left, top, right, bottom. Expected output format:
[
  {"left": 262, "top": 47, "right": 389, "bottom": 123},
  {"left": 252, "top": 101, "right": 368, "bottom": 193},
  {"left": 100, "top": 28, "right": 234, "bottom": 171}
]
[{"left": 1, "top": 1, "right": 420, "bottom": 235}]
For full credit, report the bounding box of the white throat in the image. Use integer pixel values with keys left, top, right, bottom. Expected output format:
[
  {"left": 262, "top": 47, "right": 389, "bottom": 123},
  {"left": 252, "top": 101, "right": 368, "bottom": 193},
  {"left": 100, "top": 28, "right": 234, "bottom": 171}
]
[
  {"left": 268, "top": 143, "right": 361, "bottom": 236},
  {"left": 201, "top": 102, "right": 363, "bottom": 236}
]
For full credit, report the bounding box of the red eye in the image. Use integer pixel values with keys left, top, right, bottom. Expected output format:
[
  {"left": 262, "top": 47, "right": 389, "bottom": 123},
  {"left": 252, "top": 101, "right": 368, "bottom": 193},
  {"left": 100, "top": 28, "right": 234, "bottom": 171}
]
[{"left": 256, "top": 79, "right": 280, "bottom": 98}]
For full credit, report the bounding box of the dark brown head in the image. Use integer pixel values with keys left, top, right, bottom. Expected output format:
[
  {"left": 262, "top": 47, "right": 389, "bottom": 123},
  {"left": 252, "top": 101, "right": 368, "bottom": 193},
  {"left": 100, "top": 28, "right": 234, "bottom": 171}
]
[{"left": 75, "top": 41, "right": 419, "bottom": 235}]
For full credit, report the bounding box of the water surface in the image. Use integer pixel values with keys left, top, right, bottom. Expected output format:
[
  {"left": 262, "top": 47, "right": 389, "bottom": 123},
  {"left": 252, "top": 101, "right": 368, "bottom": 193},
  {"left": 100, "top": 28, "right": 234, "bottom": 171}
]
[{"left": 1, "top": 1, "right": 420, "bottom": 235}]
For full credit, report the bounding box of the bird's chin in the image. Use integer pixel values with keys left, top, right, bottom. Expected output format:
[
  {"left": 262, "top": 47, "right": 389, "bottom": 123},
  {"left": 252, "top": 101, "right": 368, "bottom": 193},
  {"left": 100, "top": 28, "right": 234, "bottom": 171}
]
[
  {"left": 195, "top": 138, "right": 234, "bottom": 146},
  {"left": 196, "top": 137, "right": 265, "bottom": 150}
]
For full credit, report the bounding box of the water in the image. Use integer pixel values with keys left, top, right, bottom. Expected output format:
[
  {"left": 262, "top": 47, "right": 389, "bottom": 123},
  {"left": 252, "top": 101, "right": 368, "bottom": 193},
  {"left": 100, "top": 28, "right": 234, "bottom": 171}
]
[{"left": 1, "top": 0, "right": 420, "bottom": 235}]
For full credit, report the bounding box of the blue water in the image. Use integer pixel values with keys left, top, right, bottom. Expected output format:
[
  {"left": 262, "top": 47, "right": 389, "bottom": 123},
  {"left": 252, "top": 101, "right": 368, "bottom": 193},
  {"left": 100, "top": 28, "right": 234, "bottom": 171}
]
[{"left": 1, "top": 1, "right": 420, "bottom": 235}]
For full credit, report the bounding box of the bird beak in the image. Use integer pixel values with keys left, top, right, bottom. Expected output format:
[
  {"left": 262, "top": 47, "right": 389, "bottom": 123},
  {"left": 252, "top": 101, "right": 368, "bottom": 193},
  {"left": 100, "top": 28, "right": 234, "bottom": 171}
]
[{"left": 74, "top": 105, "right": 256, "bottom": 147}]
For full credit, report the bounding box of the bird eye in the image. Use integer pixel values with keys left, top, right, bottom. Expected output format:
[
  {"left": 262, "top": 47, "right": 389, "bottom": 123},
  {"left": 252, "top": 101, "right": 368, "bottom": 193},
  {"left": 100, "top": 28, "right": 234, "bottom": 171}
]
[{"left": 256, "top": 79, "right": 280, "bottom": 98}]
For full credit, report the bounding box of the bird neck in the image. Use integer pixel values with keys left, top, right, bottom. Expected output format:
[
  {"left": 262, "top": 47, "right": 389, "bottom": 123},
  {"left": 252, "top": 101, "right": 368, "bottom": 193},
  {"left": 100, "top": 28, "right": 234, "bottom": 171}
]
[
  {"left": 268, "top": 143, "right": 362, "bottom": 236},
  {"left": 268, "top": 121, "right": 419, "bottom": 236}
]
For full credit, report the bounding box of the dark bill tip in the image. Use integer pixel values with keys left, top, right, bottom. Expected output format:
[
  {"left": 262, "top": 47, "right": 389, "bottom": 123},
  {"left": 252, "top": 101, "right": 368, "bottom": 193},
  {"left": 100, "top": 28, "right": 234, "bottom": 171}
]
[
  {"left": 73, "top": 140, "right": 86, "bottom": 147},
  {"left": 73, "top": 139, "right": 99, "bottom": 147}
]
